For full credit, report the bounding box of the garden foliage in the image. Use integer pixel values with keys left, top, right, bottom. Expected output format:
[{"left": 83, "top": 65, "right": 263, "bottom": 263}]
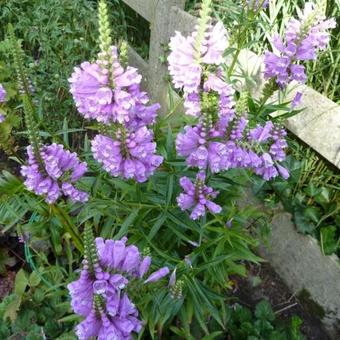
[{"left": 0, "top": 0, "right": 336, "bottom": 338}]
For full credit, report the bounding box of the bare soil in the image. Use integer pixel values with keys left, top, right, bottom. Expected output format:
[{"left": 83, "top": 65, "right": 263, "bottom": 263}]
[{"left": 233, "top": 262, "right": 330, "bottom": 340}]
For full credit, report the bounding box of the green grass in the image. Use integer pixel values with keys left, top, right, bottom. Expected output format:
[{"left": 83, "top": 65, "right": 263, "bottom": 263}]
[{"left": 0, "top": 0, "right": 128, "bottom": 134}]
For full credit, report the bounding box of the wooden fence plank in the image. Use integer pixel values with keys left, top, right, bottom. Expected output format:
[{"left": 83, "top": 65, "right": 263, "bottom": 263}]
[
  {"left": 169, "top": 6, "right": 197, "bottom": 36},
  {"left": 127, "top": 44, "right": 149, "bottom": 88},
  {"left": 148, "top": 0, "right": 185, "bottom": 114},
  {"left": 122, "top": 0, "right": 156, "bottom": 22}
]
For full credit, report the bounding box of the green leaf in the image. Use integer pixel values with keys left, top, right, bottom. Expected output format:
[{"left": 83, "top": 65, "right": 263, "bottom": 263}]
[
  {"left": 166, "top": 125, "right": 174, "bottom": 158},
  {"left": 148, "top": 213, "right": 167, "bottom": 240},
  {"left": 320, "top": 226, "right": 338, "bottom": 255},
  {"left": 62, "top": 117, "right": 69, "bottom": 147},
  {"left": 314, "top": 187, "right": 330, "bottom": 205},
  {"left": 3, "top": 294, "right": 21, "bottom": 322},
  {"left": 202, "top": 331, "right": 224, "bottom": 339},
  {"left": 233, "top": 304, "right": 253, "bottom": 323},
  {"left": 166, "top": 174, "right": 174, "bottom": 207},
  {"left": 255, "top": 300, "right": 275, "bottom": 321},
  {"left": 58, "top": 314, "right": 83, "bottom": 323},
  {"left": 14, "top": 269, "right": 28, "bottom": 296},
  {"left": 294, "top": 209, "right": 315, "bottom": 234},
  {"left": 304, "top": 183, "right": 321, "bottom": 197},
  {"left": 289, "top": 315, "right": 304, "bottom": 340},
  {"left": 114, "top": 209, "right": 139, "bottom": 239},
  {"left": 303, "top": 206, "right": 321, "bottom": 224},
  {"left": 28, "top": 271, "right": 41, "bottom": 287},
  {"left": 255, "top": 319, "right": 274, "bottom": 333}
]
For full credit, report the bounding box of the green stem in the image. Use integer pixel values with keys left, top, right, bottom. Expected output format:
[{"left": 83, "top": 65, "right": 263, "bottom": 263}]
[
  {"left": 22, "top": 94, "right": 45, "bottom": 169},
  {"left": 8, "top": 25, "right": 45, "bottom": 169},
  {"left": 228, "top": 46, "right": 242, "bottom": 78}
]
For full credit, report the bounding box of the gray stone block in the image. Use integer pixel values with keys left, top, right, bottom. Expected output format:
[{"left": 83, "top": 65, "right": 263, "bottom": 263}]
[
  {"left": 284, "top": 84, "right": 340, "bottom": 168},
  {"left": 264, "top": 212, "right": 340, "bottom": 338}
]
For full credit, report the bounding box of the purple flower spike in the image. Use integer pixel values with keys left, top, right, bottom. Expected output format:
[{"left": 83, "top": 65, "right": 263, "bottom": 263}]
[
  {"left": 168, "top": 21, "right": 228, "bottom": 96},
  {"left": 177, "top": 172, "right": 222, "bottom": 220},
  {"left": 21, "top": 143, "right": 88, "bottom": 204},
  {"left": 144, "top": 267, "right": 170, "bottom": 284},
  {"left": 264, "top": 3, "right": 336, "bottom": 87},
  {"left": 69, "top": 45, "right": 161, "bottom": 126},
  {"left": 69, "top": 236, "right": 170, "bottom": 340},
  {"left": 91, "top": 127, "right": 163, "bottom": 183}
]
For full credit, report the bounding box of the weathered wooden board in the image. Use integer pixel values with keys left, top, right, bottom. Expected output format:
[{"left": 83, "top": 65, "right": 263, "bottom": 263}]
[{"left": 122, "top": 0, "right": 156, "bottom": 22}]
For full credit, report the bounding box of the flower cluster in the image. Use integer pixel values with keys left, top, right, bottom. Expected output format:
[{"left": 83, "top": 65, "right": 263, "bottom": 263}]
[
  {"left": 0, "top": 84, "right": 7, "bottom": 122},
  {"left": 91, "top": 127, "right": 163, "bottom": 183},
  {"left": 68, "top": 236, "right": 169, "bottom": 340},
  {"left": 168, "top": 21, "right": 228, "bottom": 118},
  {"left": 177, "top": 172, "right": 222, "bottom": 220},
  {"left": 69, "top": 46, "right": 146, "bottom": 125},
  {"left": 70, "top": 47, "right": 163, "bottom": 183},
  {"left": 264, "top": 2, "right": 336, "bottom": 88},
  {"left": 21, "top": 143, "right": 88, "bottom": 203},
  {"left": 169, "top": 12, "right": 289, "bottom": 219}
]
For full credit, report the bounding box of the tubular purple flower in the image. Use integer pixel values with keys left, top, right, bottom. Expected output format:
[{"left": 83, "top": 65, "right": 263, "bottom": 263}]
[
  {"left": 248, "top": 121, "right": 274, "bottom": 143},
  {"left": 0, "top": 84, "right": 7, "bottom": 102},
  {"left": 139, "top": 256, "right": 152, "bottom": 278},
  {"left": 21, "top": 144, "right": 88, "bottom": 204},
  {"left": 254, "top": 153, "right": 279, "bottom": 180},
  {"left": 144, "top": 267, "right": 170, "bottom": 284},
  {"left": 276, "top": 163, "right": 290, "bottom": 179},
  {"left": 201, "top": 21, "right": 228, "bottom": 65},
  {"left": 0, "top": 84, "right": 7, "bottom": 122},
  {"left": 68, "top": 270, "right": 94, "bottom": 317},
  {"left": 291, "top": 91, "right": 303, "bottom": 108}
]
